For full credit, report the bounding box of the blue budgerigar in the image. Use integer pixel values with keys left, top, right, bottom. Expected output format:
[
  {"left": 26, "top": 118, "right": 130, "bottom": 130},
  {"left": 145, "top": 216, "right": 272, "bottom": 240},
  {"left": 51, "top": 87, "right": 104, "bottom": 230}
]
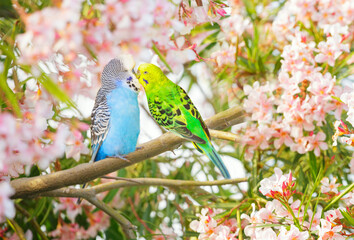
[
  {"left": 78, "top": 56, "right": 140, "bottom": 203},
  {"left": 91, "top": 56, "right": 140, "bottom": 162}
]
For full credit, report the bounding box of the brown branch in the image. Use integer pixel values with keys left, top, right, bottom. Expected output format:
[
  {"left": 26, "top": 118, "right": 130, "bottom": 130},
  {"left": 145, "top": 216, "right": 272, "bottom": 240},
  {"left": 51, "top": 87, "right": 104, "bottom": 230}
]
[
  {"left": 10, "top": 106, "right": 245, "bottom": 199},
  {"left": 209, "top": 129, "right": 240, "bottom": 142},
  {"left": 195, "top": 0, "right": 203, "bottom": 7},
  {"left": 86, "top": 196, "right": 136, "bottom": 239},
  {"left": 127, "top": 197, "right": 155, "bottom": 234},
  {"left": 36, "top": 177, "right": 248, "bottom": 199}
]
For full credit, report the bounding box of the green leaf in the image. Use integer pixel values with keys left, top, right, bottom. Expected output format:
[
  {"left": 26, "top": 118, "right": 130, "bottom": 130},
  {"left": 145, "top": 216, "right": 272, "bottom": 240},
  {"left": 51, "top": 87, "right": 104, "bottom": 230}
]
[
  {"left": 0, "top": 57, "right": 22, "bottom": 117},
  {"left": 28, "top": 198, "right": 47, "bottom": 223},
  {"left": 340, "top": 209, "right": 354, "bottom": 226},
  {"left": 39, "top": 202, "right": 53, "bottom": 226},
  {"left": 103, "top": 188, "right": 119, "bottom": 203},
  {"left": 273, "top": 57, "right": 282, "bottom": 74},
  {"left": 308, "top": 151, "right": 317, "bottom": 182},
  {"left": 325, "top": 182, "right": 354, "bottom": 211},
  {"left": 37, "top": 73, "right": 80, "bottom": 114},
  {"left": 105, "top": 218, "right": 126, "bottom": 240}
]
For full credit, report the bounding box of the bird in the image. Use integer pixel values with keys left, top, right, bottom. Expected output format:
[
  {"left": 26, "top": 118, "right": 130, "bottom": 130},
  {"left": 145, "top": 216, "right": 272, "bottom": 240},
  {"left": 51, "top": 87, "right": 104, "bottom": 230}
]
[
  {"left": 135, "top": 63, "right": 230, "bottom": 179},
  {"left": 78, "top": 56, "right": 140, "bottom": 203}
]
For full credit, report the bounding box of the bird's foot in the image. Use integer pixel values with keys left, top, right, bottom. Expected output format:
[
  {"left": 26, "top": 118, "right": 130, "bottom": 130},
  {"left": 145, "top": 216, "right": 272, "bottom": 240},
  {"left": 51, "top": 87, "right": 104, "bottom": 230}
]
[
  {"left": 117, "top": 155, "right": 130, "bottom": 162},
  {"left": 135, "top": 146, "right": 143, "bottom": 151}
]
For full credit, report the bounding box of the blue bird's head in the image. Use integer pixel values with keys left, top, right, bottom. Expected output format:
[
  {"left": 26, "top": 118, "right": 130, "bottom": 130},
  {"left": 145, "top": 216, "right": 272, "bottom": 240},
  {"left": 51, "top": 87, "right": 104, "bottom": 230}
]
[{"left": 101, "top": 55, "right": 141, "bottom": 93}]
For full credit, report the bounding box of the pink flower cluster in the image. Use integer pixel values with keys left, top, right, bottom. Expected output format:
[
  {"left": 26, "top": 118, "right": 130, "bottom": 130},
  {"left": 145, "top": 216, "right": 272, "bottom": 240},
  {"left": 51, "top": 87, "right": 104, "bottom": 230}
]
[
  {"left": 237, "top": 168, "right": 353, "bottom": 239},
  {"left": 273, "top": 0, "right": 353, "bottom": 40},
  {"left": 259, "top": 168, "right": 295, "bottom": 201},
  {"left": 190, "top": 208, "right": 238, "bottom": 240},
  {"left": 241, "top": 31, "right": 349, "bottom": 159},
  {"left": 0, "top": 181, "right": 15, "bottom": 223},
  {"left": 50, "top": 197, "right": 110, "bottom": 239},
  {"left": 0, "top": 100, "right": 68, "bottom": 178},
  {"left": 0, "top": 89, "right": 91, "bottom": 222}
]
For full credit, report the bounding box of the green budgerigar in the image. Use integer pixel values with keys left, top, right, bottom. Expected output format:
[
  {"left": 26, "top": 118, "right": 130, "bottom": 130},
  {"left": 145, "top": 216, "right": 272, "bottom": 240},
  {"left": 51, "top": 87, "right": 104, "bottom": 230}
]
[{"left": 136, "top": 63, "right": 230, "bottom": 179}]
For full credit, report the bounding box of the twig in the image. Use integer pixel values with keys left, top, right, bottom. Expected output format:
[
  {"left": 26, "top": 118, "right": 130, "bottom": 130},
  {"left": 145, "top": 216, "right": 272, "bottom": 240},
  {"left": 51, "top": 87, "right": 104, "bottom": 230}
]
[
  {"left": 127, "top": 197, "right": 154, "bottom": 234},
  {"left": 86, "top": 196, "right": 136, "bottom": 239},
  {"left": 92, "top": 177, "right": 248, "bottom": 194},
  {"left": 15, "top": 204, "right": 49, "bottom": 240},
  {"left": 195, "top": 0, "right": 203, "bottom": 7},
  {"left": 11, "top": 106, "right": 245, "bottom": 199},
  {"left": 209, "top": 129, "right": 239, "bottom": 142},
  {"left": 37, "top": 177, "right": 248, "bottom": 198},
  {"left": 7, "top": 219, "right": 26, "bottom": 240}
]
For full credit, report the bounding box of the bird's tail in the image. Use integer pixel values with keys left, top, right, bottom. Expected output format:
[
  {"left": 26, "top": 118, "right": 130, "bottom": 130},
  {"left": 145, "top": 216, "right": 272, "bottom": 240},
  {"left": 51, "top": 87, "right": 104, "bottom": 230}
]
[{"left": 195, "top": 142, "right": 231, "bottom": 179}]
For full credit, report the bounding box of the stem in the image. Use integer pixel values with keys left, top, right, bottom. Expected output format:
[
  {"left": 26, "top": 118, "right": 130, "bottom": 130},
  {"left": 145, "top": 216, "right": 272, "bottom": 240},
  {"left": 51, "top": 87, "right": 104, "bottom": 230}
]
[
  {"left": 15, "top": 204, "right": 49, "bottom": 240},
  {"left": 237, "top": 209, "right": 243, "bottom": 240},
  {"left": 86, "top": 196, "right": 136, "bottom": 239}
]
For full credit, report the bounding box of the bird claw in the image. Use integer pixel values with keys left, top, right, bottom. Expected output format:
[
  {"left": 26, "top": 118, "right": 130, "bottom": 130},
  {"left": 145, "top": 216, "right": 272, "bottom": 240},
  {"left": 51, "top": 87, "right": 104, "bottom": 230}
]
[
  {"left": 109, "top": 155, "right": 130, "bottom": 162},
  {"left": 118, "top": 155, "right": 130, "bottom": 162},
  {"left": 135, "top": 146, "right": 143, "bottom": 151}
]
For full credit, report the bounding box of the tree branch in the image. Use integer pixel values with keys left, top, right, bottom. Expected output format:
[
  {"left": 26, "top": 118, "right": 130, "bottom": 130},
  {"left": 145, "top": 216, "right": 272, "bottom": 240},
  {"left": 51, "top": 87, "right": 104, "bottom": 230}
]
[
  {"left": 36, "top": 177, "right": 248, "bottom": 198},
  {"left": 86, "top": 196, "right": 136, "bottom": 239},
  {"left": 11, "top": 106, "right": 245, "bottom": 199}
]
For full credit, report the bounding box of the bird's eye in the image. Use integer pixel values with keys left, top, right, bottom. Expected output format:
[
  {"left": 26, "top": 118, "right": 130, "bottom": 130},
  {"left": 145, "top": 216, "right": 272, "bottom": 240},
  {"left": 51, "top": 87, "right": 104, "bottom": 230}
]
[
  {"left": 143, "top": 79, "right": 149, "bottom": 84},
  {"left": 144, "top": 71, "right": 148, "bottom": 74}
]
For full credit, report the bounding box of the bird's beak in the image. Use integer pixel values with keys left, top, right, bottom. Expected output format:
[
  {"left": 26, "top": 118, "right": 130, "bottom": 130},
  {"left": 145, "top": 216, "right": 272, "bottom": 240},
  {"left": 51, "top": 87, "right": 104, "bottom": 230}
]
[{"left": 134, "top": 69, "right": 141, "bottom": 80}]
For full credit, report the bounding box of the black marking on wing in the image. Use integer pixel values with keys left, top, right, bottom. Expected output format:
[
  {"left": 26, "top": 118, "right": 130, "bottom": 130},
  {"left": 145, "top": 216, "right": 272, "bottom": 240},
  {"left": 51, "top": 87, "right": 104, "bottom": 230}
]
[
  {"left": 176, "top": 85, "right": 211, "bottom": 140},
  {"left": 91, "top": 88, "right": 110, "bottom": 161},
  {"left": 147, "top": 96, "right": 205, "bottom": 144}
]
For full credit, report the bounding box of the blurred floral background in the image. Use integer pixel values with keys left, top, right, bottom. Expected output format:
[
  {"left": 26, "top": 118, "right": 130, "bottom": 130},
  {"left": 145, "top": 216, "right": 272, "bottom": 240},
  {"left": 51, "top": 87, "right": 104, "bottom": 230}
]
[{"left": 0, "top": 0, "right": 353, "bottom": 239}]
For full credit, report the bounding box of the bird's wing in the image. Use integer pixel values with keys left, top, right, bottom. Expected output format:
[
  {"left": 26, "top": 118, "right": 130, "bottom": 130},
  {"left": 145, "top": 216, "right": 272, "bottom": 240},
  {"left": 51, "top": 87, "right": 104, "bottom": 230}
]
[
  {"left": 90, "top": 88, "right": 111, "bottom": 162},
  {"left": 175, "top": 85, "right": 211, "bottom": 140},
  {"left": 147, "top": 86, "right": 209, "bottom": 144}
]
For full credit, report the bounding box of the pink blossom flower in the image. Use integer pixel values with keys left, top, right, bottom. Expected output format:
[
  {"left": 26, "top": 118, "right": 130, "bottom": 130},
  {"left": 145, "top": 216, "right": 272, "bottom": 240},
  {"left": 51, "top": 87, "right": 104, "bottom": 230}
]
[
  {"left": 259, "top": 168, "right": 295, "bottom": 200},
  {"left": 190, "top": 208, "right": 218, "bottom": 235},
  {"left": 211, "top": 44, "right": 236, "bottom": 67},
  {"left": 304, "top": 208, "right": 322, "bottom": 231},
  {"left": 306, "top": 132, "right": 328, "bottom": 157},
  {"left": 220, "top": 13, "right": 251, "bottom": 43},
  {"left": 241, "top": 204, "right": 263, "bottom": 239},
  {"left": 324, "top": 209, "right": 344, "bottom": 223},
  {"left": 315, "top": 35, "right": 350, "bottom": 67},
  {"left": 320, "top": 177, "right": 340, "bottom": 194},
  {"left": 278, "top": 225, "right": 309, "bottom": 240},
  {"left": 54, "top": 198, "right": 82, "bottom": 222},
  {"left": 340, "top": 84, "right": 354, "bottom": 127},
  {"left": 317, "top": 219, "right": 345, "bottom": 240},
  {"left": 211, "top": 225, "right": 237, "bottom": 240},
  {"left": 342, "top": 191, "right": 354, "bottom": 206},
  {"left": 0, "top": 181, "right": 15, "bottom": 222},
  {"left": 258, "top": 201, "right": 278, "bottom": 223},
  {"left": 49, "top": 222, "right": 80, "bottom": 240},
  {"left": 65, "top": 129, "right": 90, "bottom": 161},
  {"left": 272, "top": 122, "right": 293, "bottom": 149},
  {"left": 254, "top": 227, "right": 277, "bottom": 240}
]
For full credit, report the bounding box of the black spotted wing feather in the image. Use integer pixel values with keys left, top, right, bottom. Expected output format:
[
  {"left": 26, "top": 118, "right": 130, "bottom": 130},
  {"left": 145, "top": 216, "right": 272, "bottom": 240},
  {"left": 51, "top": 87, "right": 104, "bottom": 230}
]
[
  {"left": 176, "top": 86, "right": 211, "bottom": 140},
  {"left": 147, "top": 84, "right": 210, "bottom": 145}
]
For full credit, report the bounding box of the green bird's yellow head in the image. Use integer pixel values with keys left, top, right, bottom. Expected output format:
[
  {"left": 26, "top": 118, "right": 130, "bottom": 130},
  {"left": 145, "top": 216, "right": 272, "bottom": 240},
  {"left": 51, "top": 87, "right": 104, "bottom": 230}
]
[{"left": 136, "top": 63, "right": 166, "bottom": 91}]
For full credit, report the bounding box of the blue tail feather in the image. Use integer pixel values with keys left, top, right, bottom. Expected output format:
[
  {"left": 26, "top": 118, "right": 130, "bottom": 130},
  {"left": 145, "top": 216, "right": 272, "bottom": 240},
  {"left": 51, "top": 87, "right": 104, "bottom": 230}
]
[{"left": 199, "top": 142, "right": 231, "bottom": 179}]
